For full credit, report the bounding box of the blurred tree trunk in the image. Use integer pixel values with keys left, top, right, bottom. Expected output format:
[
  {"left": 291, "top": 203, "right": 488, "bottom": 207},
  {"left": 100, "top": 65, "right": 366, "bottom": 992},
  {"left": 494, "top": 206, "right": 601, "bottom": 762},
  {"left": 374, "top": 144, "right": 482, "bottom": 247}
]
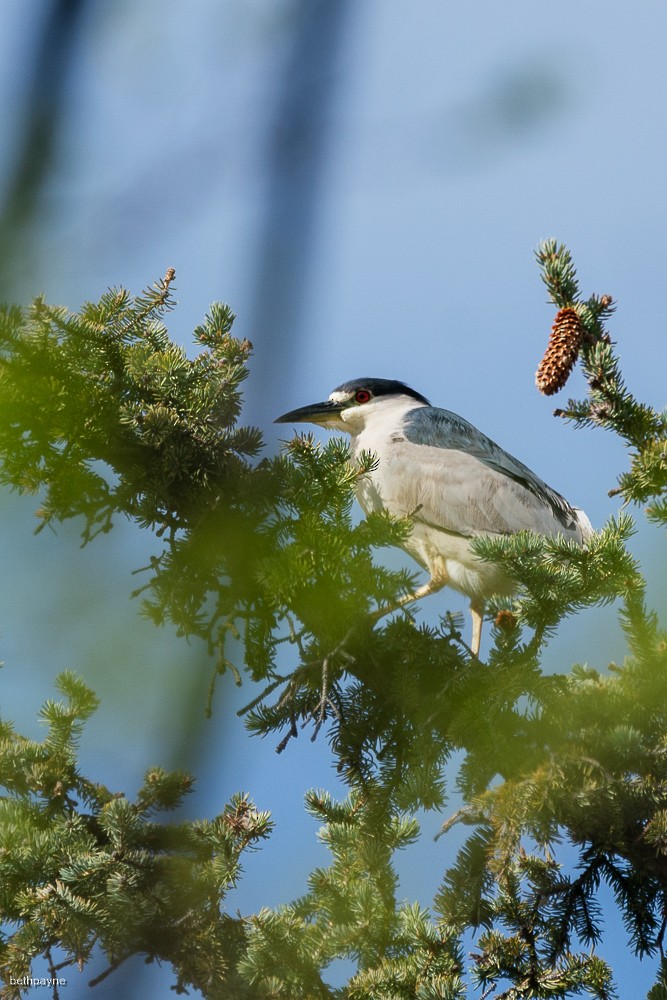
[
  {"left": 0, "top": 0, "right": 87, "bottom": 296},
  {"left": 246, "top": 0, "right": 352, "bottom": 416}
]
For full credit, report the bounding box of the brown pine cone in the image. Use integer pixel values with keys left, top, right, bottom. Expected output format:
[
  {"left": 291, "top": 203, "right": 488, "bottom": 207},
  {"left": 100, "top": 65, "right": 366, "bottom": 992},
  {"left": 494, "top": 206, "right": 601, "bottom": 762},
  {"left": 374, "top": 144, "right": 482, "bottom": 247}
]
[{"left": 535, "top": 306, "right": 584, "bottom": 396}]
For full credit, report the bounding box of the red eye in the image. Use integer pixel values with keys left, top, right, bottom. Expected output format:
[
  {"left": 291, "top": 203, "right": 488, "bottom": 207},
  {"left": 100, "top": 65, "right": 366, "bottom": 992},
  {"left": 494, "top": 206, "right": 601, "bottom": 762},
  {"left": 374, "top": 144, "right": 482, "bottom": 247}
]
[{"left": 355, "top": 389, "right": 372, "bottom": 404}]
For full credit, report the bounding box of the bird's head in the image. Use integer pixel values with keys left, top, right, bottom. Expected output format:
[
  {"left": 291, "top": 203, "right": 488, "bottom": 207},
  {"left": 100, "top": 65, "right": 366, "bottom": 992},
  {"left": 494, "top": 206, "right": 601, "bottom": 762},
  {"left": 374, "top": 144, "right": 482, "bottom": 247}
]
[{"left": 275, "top": 378, "right": 430, "bottom": 433}]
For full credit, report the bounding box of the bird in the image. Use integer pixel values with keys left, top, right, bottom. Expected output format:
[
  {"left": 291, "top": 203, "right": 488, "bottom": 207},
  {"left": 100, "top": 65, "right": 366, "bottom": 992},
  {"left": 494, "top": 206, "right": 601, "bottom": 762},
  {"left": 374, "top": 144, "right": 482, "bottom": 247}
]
[{"left": 275, "top": 378, "right": 593, "bottom": 655}]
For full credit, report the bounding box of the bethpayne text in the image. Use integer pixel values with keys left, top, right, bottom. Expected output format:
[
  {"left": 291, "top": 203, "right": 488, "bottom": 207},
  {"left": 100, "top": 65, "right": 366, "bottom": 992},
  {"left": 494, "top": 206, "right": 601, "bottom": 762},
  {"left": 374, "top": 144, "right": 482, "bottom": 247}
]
[{"left": 10, "top": 976, "right": 68, "bottom": 988}]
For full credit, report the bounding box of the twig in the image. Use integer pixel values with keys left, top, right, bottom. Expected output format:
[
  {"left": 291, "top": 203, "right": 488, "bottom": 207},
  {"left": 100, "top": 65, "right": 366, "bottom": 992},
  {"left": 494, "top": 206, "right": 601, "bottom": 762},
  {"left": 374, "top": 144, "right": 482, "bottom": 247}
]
[
  {"left": 310, "top": 655, "right": 330, "bottom": 740},
  {"left": 237, "top": 674, "right": 289, "bottom": 717},
  {"left": 656, "top": 906, "right": 667, "bottom": 956},
  {"left": 88, "top": 955, "right": 126, "bottom": 987},
  {"left": 276, "top": 714, "right": 298, "bottom": 754},
  {"left": 435, "top": 803, "right": 479, "bottom": 840},
  {"left": 45, "top": 945, "right": 61, "bottom": 1000}
]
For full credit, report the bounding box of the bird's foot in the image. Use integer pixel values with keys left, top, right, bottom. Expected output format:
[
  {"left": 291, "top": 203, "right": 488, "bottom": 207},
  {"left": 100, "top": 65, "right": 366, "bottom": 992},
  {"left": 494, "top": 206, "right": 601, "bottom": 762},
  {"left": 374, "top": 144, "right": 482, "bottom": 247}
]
[{"left": 371, "top": 575, "right": 448, "bottom": 624}]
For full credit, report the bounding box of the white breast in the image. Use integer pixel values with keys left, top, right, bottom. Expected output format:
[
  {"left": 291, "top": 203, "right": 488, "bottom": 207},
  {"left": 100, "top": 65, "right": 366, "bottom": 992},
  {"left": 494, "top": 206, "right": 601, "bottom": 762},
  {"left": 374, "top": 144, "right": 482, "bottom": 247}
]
[{"left": 346, "top": 398, "right": 515, "bottom": 602}]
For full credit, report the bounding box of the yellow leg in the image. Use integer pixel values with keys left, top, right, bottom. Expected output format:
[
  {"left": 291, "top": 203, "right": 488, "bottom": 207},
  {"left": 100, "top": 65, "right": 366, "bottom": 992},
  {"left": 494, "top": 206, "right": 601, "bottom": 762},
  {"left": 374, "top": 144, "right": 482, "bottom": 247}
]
[
  {"left": 470, "top": 601, "right": 484, "bottom": 657},
  {"left": 371, "top": 572, "right": 448, "bottom": 623}
]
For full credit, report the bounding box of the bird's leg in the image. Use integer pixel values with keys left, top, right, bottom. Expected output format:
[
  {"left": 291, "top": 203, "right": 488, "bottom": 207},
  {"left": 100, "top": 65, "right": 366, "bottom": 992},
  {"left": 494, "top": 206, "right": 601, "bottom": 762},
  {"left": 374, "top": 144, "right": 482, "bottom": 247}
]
[
  {"left": 371, "top": 570, "right": 448, "bottom": 623},
  {"left": 469, "top": 600, "right": 484, "bottom": 658}
]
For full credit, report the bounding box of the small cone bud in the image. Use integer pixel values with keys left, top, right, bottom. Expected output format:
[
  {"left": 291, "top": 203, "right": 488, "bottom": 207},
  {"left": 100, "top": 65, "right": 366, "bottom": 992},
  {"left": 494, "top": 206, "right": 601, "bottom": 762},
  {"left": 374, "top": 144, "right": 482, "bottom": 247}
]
[
  {"left": 535, "top": 307, "right": 584, "bottom": 396},
  {"left": 494, "top": 609, "right": 517, "bottom": 630}
]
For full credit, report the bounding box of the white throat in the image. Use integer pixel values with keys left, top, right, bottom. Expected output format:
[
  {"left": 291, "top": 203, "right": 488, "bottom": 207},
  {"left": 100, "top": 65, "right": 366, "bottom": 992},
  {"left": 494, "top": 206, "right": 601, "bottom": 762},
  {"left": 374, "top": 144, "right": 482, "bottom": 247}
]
[{"left": 339, "top": 394, "right": 427, "bottom": 437}]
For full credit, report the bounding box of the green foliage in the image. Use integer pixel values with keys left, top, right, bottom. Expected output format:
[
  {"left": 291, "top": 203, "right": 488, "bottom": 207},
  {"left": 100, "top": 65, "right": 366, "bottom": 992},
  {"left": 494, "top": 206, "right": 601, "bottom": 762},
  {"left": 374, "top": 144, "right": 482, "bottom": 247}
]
[
  {"left": 437, "top": 613, "right": 667, "bottom": 968},
  {"left": 432, "top": 241, "right": 667, "bottom": 998},
  {"left": 536, "top": 238, "right": 667, "bottom": 500},
  {"left": 239, "top": 791, "right": 464, "bottom": 999},
  {"left": 0, "top": 273, "right": 410, "bottom": 702},
  {"left": 0, "top": 245, "right": 665, "bottom": 997},
  {"left": 0, "top": 279, "right": 260, "bottom": 539},
  {"left": 471, "top": 514, "right": 641, "bottom": 641},
  {"left": 0, "top": 673, "right": 271, "bottom": 998}
]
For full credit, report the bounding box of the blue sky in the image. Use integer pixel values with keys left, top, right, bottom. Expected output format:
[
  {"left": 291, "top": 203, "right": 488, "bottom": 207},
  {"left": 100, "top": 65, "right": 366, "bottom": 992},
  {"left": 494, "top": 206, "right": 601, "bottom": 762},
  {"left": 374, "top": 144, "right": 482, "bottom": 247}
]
[{"left": 1, "top": 1, "right": 666, "bottom": 995}]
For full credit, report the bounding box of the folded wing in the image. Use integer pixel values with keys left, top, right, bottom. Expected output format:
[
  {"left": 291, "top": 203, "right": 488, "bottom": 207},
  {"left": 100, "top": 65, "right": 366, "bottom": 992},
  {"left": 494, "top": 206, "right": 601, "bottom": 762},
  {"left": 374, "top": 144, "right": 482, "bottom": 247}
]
[{"left": 388, "top": 407, "right": 592, "bottom": 542}]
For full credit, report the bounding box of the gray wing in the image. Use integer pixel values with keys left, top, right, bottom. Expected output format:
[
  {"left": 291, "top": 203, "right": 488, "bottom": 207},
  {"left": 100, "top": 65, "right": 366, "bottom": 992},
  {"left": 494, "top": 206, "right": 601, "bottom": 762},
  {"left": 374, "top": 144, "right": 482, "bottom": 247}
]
[{"left": 390, "top": 406, "right": 590, "bottom": 540}]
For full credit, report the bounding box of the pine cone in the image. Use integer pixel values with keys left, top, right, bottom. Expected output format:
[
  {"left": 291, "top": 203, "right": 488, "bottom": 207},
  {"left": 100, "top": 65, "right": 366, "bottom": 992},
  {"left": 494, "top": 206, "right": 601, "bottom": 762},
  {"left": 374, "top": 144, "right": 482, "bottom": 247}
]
[
  {"left": 535, "top": 307, "right": 584, "bottom": 396},
  {"left": 494, "top": 609, "right": 517, "bottom": 630}
]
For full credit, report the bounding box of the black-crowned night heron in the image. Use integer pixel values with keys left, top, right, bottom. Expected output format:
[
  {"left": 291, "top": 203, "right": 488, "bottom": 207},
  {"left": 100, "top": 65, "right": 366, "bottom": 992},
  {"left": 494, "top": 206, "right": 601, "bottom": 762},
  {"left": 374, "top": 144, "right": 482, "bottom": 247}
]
[{"left": 275, "top": 378, "right": 593, "bottom": 655}]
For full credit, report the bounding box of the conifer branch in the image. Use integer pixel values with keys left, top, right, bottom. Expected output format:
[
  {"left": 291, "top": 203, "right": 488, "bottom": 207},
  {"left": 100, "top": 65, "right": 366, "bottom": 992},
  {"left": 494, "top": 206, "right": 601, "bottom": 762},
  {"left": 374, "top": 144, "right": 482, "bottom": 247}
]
[
  {"left": 0, "top": 253, "right": 664, "bottom": 996},
  {"left": 535, "top": 240, "right": 667, "bottom": 509}
]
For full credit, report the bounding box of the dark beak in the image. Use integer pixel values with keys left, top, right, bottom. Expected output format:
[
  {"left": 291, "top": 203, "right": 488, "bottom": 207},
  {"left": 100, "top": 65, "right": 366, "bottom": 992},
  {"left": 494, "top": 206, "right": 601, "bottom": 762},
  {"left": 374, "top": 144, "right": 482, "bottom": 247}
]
[{"left": 274, "top": 400, "right": 344, "bottom": 425}]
